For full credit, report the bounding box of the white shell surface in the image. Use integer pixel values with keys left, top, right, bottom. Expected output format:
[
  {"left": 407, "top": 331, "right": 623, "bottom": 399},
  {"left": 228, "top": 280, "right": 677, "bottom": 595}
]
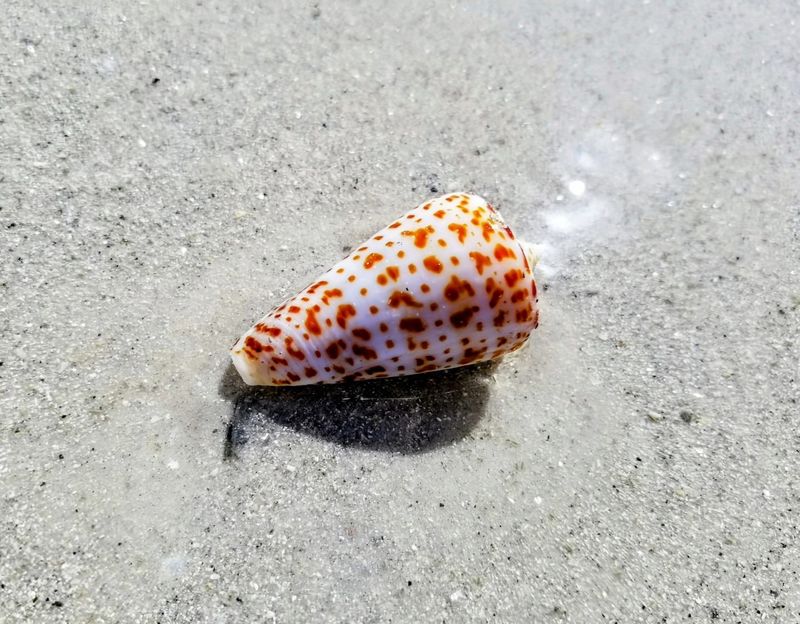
[{"left": 231, "top": 193, "right": 539, "bottom": 385}]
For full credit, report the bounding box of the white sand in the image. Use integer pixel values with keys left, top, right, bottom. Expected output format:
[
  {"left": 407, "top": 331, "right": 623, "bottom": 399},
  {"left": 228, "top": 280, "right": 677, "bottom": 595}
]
[{"left": 1, "top": 1, "right": 799, "bottom": 621}]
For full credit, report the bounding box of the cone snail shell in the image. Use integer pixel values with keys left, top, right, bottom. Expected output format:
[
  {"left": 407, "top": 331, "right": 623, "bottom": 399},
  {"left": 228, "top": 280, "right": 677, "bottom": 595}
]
[{"left": 231, "top": 193, "right": 539, "bottom": 386}]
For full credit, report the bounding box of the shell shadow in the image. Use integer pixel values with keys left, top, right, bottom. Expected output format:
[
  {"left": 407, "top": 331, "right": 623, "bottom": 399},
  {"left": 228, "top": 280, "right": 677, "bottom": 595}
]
[{"left": 217, "top": 360, "right": 496, "bottom": 457}]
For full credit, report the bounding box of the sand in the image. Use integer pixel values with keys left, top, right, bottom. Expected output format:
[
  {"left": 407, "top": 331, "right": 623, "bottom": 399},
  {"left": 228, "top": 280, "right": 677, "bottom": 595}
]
[{"left": 1, "top": 0, "right": 799, "bottom": 621}]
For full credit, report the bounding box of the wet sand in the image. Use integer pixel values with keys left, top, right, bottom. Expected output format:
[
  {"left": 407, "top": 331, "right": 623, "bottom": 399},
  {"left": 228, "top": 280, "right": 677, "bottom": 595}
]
[{"left": 2, "top": 1, "right": 798, "bottom": 621}]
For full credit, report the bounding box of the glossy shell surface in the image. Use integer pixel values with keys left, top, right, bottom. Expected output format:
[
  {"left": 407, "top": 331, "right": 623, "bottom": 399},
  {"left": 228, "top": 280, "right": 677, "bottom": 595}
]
[{"left": 231, "top": 193, "right": 539, "bottom": 385}]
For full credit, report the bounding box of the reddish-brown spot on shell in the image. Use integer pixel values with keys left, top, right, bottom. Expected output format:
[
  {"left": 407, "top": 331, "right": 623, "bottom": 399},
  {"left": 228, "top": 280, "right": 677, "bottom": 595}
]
[
  {"left": 324, "top": 288, "right": 343, "bottom": 299},
  {"left": 336, "top": 304, "right": 356, "bottom": 329},
  {"left": 450, "top": 307, "right": 475, "bottom": 328},
  {"left": 423, "top": 256, "right": 444, "bottom": 273},
  {"left": 370, "top": 305, "right": 379, "bottom": 314},
  {"left": 352, "top": 344, "right": 378, "bottom": 360},
  {"left": 408, "top": 264, "right": 417, "bottom": 274},
  {"left": 307, "top": 280, "right": 328, "bottom": 294},
  {"left": 407, "top": 337, "right": 417, "bottom": 350},
  {"left": 460, "top": 346, "right": 487, "bottom": 365},
  {"left": 304, "top": 367, "right": 317, "bottom": 378},
  {"left": 332, "top": 364, "right": 345, "bottom": 374},
  {"left": 389, "top": 221, "right": 402, "bottom": 229},
  {"left": 379, "top": 322, "right": 389, "bottom": 333},
  {"left": 352, "top": 328, "right": 372, "bottom": 341},
  {"left": 444, "top": 275, "right": 476, "bottom": 302},
  {"left": 504, "top": 269, "right": 524, "bottom": 287},
  {"left": 402, "top": 226, "right": 434, "bottom": 248},
  {"left": 386, "top": 266, "right": 400, "bottom": 282},
  {"left": 438, "top": 239, "right": 447, "bottom": 247},
  {"left": 482, "top": 222, "right": 495, "bottom": 243},
  {"left": 386, "top": 339, "right": 395, "bottom": 349},
  {"left": 305, "top": 309, "right": 322, "bottom": 336},
  {"left": 326, "top": 343, "right": 340, "bottom": 359},
  {"left": 434, "top": 209, "right": 447, "bottom": 219},
  {"left": 360, "top": 287, "right": 368, "bottom": 296},
  {"left": 399, "top": 317, "right": 426, "bottom": 332},
  {"left": 448, "top": 223, "right": 467, "bottom": 243},
  {"left": 364, "top": 252, "right": 384, "bottom": 269},
  {"left": 377, "top": 274, "right": 388, "bottom": 286},
  {"left": 511, "top": 288, "right": 527, "bottom": 303},
  {"left": 451, "top": 256, "right": 460, "bottom": 265},
  {"left": 421, "top": 284, "right": 430, "bottom": 293},
  {"left": 244, "top": 336, "right": 265, "bottom": 353},
  {"left": 288, "top": 305, "right": 301, "bottom": 314},
  {"left": 285, "top": 337, "right": 305, "bottom": 360},
  {"left": 336, "top": 268, "right": 345, "bottom": 274},
  {"left": 365, "top": 365, "right": 387, "bottom": 375},
  {"left": 430, "top": 302, "right": 439, "bottom": 311},
  {"left": 493, "top": 310, "right": 507, "bottom": 327},
  {"left": 469, "top": 251, "right": 492, "bottom": 275},
  {"left": 494, "top": 243, "right": 517, "bottom": 261},
  {"left": 388, "top": 291, "right": 423, "bottom": 308},
  {"left": 348, "top": 275, "right": 356, "bottom": 282}
]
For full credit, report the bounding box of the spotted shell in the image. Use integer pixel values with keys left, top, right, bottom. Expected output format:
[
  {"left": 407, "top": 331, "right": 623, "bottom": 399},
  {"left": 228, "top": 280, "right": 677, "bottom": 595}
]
[{"left": 231, "top": 193, "right": 539, "bottom": 385}]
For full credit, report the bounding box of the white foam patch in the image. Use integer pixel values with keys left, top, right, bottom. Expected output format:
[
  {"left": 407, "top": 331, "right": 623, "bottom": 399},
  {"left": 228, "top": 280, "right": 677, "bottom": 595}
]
[
  {"left": 544, "top": 199, "right": 608, "bottom": 235},
  {"left": 522, "top": 125, "right": 672, "bottom": 277},
  {"left": 567, "top": 179, "right": 586, "bottom": 197}
]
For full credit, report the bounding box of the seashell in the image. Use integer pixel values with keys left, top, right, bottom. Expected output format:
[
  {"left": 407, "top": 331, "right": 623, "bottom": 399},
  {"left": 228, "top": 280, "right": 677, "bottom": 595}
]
[{"left": 231, "top": 193, "right": 539, "bottom": 386}]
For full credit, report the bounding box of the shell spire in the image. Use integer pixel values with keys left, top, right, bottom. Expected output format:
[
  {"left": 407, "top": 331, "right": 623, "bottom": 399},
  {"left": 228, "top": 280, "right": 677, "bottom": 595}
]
[{"left": 231, "top": 193, "right": 539, "bottom": 386}]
